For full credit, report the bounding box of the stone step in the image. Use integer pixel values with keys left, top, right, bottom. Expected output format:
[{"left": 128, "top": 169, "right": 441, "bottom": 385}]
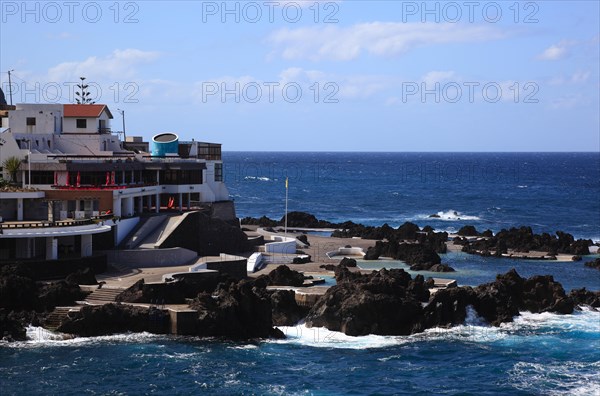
[
  {"left": 84, "top": 288, "right": 124, "bottom": 303},
  {"left": 44, "top": 306, "right": 80, "bottom": 331}
]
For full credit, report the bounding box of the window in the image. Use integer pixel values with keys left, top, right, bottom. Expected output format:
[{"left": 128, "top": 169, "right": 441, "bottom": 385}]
[
  {"left": 214, "top": 163, "right": 223, "bottom": 182},
  {"left": 31, "top": 171, "right": 54, "bottom": 185},
  {"left": 0, "top": 117, "right": 4, "bottom": 127},
  {"left": 26, "top": 117, "right": 36, "bottom": 126},
  {"left": 76, "top": 119, "right": 87, "bottom": 128}
]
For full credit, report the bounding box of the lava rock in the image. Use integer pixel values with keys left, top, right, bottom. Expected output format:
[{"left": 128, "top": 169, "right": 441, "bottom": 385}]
[
  {"left": 58, "top": 303, "right": 169, "bottom": 336},
  {"left": 409, "top": 263, "right": 455, "bottom": 272},
  {"left": 65, "top": 268, "right": 98, "bottom": 285},
  {"left": 568, "top": 288, "right": 600, "bottom": 308},
  {"left": 458, "top": 225, "right": 479, "bottom": 237},
  {"left": 268, "top": 265, "right": 305, "bottom": 287},
  {"left": 421, "top": 287, "right": 477, "bottom": 329},
  {"left": 305, "top": 268, "right": 428, "bottom": 336},
  {"left": 339, "top": 257, "right": 357, "bottom": 268},
  {"left": 269, "top": 289, "right": 308, "bottom": 326},
  {"left": 189, "top": 279, "right": 282, "bottom": 339},
  {"left": 472, "top": 269, "right": 574, "bottom": 326},
  {"left": 296, "top": 234, "right": 310, "bottom": 246},
  {"left": 584, "top": 258, "right": 600, "bottom": 270},
  {"left": 292, "top": 255, "right": 311, "bottom": 264},
  {"left": 37, "top": 281, "right": 88, "bottom": 312}
]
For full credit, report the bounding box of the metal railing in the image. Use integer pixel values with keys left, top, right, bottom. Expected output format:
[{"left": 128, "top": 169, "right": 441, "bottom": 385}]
[{"left": 0, "top": 218, "right": 95, "bottom": 229}]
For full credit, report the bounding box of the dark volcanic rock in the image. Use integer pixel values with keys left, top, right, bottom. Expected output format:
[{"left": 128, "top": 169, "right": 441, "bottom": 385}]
[
  {"left": 320, "top": 257, "right": 358, "bottom": 271},
  {"left": 364, "top": 245, "right": 382, "bottom": 260},
  {"left": 296, "top": 234, "right": 310, "bottom": 246},
  {"left": 189, "top": 279, "right": 283, "bottom": 339},
  {"left": 58, "top": 304, "right": 169, "bottom": 336},
  {"left": 584, "top": 258, "right": 600, "bottom": 270},
  {"left": 458, "top": 225, "right": 479, "bottom": 237},
  {"left": 319, "top": 264, "right": 337, "bottom": 271},
  {"left": 306, "top": 268, "right": 584, "bottom": 335},
  {"left": 37, "top": 281, "right": 88, "bottom": 311},
  {"left": 279, "top": 211, "right": 337, "bottom": 229},
  {"left": 116, "top": 275, "right": 228, "bottom": 304},
  {"left": 461, "top": 227, "right": 591, "bottom": 258},
  {"left": 472, "top": 269, "right": 574, "bottom": 325},
  {"left": 421, "top": 287, "right": 477, "bottom": 329},
  {"left": 292, "top": 255, "right": 311, "bottom": 264},
  {"left": 409, "top": 263, "right": 455, "bottom": 272},
  {"left": 268, "top": 265, "right": 305, "bottom": 287},
  {"left": 568, "top": 288, "right": 600, "bottom": 308},
  {"left": 0, "top": 309, "right": 30, "bottom": 341},
  {"left": 364, "top": 241, "right": 441, "bottom": 266},
  {"left": 305, "top": 268, "right": 428, "bottom": 336},
  {"left": 269, "top": 289, "right": 308, "bottom": 326},
  {"left": 240, "top": 216, "right": 279, "bottom": 227},
  {"left": 0, "top": 265, "right": 38, "bottom": 311},
  {"left": 65, "top": 268, "right": 98, "bottom": 285},
  {"left": 339, "top": 257, "right": 357, "bottom": 268},
  {"left": 396, "top": 243, "right": 441, "bottom": 266}
]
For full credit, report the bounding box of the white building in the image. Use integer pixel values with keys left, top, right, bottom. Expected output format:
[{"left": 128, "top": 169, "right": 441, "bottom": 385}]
[{"left": 0, "top": 94, "right": 232, "bottom": 263}]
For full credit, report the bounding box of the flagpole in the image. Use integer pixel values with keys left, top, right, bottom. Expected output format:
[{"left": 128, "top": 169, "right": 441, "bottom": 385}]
[{"left": 284, "top": 177, "right": 288, "bottom": 238}]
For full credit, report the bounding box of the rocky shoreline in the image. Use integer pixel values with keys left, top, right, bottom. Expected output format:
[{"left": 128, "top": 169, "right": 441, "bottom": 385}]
[
  {"left": 2, "top": 260, "right": 599, "bottom": 342},
  {"left": 2, "top": 213, "right": 599, "bottom": 342}
]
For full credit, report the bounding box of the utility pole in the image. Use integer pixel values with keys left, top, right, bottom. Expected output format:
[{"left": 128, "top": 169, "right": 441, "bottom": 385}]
[
  {"left": 117, "top": 108, "right": 126, "bottom": 146},
  {"left": 7, "top": 70, "right": 14, "bottom": 105},
  {"left": 26, "top": 139, "right": 31, "bottom": 188}
]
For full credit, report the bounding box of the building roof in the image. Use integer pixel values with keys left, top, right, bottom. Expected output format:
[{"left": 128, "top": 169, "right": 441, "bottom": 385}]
[{"left": 63, "top": 104, "right": 113, "bottom": 119}]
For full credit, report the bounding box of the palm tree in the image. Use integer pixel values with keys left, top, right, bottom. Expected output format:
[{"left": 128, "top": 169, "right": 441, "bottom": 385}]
[{"left": 2, "top": 156, "right": 22, "bottom": 184}]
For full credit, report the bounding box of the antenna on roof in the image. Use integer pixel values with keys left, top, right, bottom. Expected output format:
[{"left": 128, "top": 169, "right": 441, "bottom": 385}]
[
  {"left": 117, "top": 108, "right": 127, "bottom": 145},
  {"left": 7, "top": 70, "right": 14, "bottom": 105}
]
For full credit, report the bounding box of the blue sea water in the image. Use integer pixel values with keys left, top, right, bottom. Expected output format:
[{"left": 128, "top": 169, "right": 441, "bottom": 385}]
[
  {"left": 1, "top": 152, "right": 599, "bottom": 395},
  {"left": 226, "top": 152, "right": 600, "bottom": 241}
]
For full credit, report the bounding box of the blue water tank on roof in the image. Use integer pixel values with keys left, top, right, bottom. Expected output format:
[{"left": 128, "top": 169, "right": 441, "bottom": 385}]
[{"left": 151, "top": 132, "right": 179, "bottom": 156}]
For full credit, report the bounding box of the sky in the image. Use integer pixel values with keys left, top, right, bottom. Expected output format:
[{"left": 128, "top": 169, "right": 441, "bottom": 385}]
[{"left": 1, "top": 0, "right": 599, "bottom": 151}]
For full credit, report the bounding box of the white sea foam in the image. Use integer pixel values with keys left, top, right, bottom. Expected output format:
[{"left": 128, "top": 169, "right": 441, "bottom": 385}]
[
  {"left": 271, "top": 307, "right": 600, "bottom": 350},
  {"left": 432, "top": 210, "right": 481, "bottom": 221},
  {"left": 3, "top": 326, "right": 164, "bottom": 349},
  {"left": 509, "top": 360, "right": 600, "bottom": 396},
  {"left": 411, "top": 210, "right": 481, "bottom": 222},
  {"left": 9, "top": 309, "right": 599, "bottom": 352},
  {"left": 244, "top": 176, "right": 271, "bottom": 182},
  {"left": 273, "top": 324, "right": 408, "bottom": 349}
]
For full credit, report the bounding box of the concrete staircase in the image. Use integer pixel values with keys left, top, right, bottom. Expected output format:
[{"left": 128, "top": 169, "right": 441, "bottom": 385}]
[
  {"left": 44, "top": 306, "right": 80, "bottom": 331},
  {"left": 139, "top": 215, "right": 183, "bottom": 249},
  {"left": 84, "top": 288, "right": 125, "bottom": 305},
  {"left": 121, "top": 215, "right": 168, "bottom": 249}
]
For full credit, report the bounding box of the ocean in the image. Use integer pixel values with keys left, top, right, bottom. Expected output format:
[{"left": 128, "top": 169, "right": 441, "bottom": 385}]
[{"left": 2, "top": 152, "right": 599, "bottom": 395}]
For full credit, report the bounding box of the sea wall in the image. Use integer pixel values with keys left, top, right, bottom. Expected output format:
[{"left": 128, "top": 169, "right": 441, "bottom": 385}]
[
  {"left": 0, "top": 254, "right": 107, "bottom": 280},
  {"left": 103, "top": 247, "right": 197, "bottom": 268}
]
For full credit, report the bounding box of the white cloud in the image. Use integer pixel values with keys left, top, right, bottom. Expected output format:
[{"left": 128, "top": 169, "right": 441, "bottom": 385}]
[
  {"left": 548, "top": 70, "right": 591, "bottom": 86},
  {"left": 421, "top": 71, "right": 456, "bottom": 86},
  {"left": 537, "top": 40, "right": 574, "bottom": 61},
  {"left": 571, "top": 71, "right": 590, "bottom": 83},
  {"left": 268, "top": 22, "right": 508, "bottom": 61},
  {"left": 550, "top": 94, "right": 586, "bottom": 109},
  {"left": 47, "top": 49, "right": 161, "bottom": 81}
]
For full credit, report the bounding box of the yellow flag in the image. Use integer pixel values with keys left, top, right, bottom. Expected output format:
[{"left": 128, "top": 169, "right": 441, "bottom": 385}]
[{"left": 285, "top": 177, "right": 288, "bottom": 189}]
